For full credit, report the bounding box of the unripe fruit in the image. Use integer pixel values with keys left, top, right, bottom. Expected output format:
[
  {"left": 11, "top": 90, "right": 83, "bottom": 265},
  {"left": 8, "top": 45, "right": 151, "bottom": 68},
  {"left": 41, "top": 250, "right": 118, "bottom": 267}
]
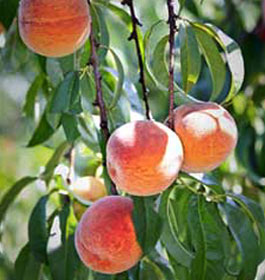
[
  {"left": 72, "top": 176, "right": 107, "bottom": 204},
  {"left": 173, "top": 102, "right": 238, "bottom": 173},
  {"left": 75, "top": 196, "right": 142, "bottom": 274},
  {"left": 107, "top": 120, "right": 183, "bottom": 196},
  {"left": 18, "top": 0, "right": 91, "bottom": 57}
]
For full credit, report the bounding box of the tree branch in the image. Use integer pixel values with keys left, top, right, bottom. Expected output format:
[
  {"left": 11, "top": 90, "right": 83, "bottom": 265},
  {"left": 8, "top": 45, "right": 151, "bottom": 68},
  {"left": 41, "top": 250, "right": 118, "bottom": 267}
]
[
  {"left": 122, "top": 0, "right": 151, "bottom": 120},
  {"left": 87, "top": 0, "right": 118, "bottom": 195},
  {"left": 167, "top": 0, "right": 177, "bottom": 130}
]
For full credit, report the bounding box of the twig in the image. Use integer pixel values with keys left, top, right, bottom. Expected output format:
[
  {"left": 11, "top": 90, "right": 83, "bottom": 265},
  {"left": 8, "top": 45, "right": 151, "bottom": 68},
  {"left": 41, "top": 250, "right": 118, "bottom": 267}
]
[
  {"left": 121, "top": 0, "right": 151, "bottom": 120},
  {"left": 87, "top": 0, "right": 118, "bottom": 195},
  {"left": 167, "top": 0, "right": 177, "bottom": 130},
  {"left": 65, "top": 146, "right": 75, "bottom": 185}
]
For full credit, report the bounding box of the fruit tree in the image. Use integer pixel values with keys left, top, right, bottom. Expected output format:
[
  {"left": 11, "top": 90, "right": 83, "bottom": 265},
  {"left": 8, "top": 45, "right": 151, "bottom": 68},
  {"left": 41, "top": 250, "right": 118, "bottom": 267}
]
[{"left": 0, "top": 0, "right": 265, "bottom": 279}]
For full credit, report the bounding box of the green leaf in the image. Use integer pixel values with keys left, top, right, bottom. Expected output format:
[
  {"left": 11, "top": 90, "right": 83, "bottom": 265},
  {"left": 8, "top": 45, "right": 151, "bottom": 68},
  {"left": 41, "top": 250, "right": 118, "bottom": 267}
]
[
  {"left": 208, "top": 25, "right": 244, "bottom": 103},
  {"left": 104, "top": 47, "right": 125, "bottom": 110},
  {"left": 96, "top": 0, "right": 131, "bottom": 28},
  {"left": 50, "top": 71, "right": 81, "bottom": 114},
  {"left": 188, "top": 196, "right": 230, "bottom": 280},
  {"left": 139, "top": 258, "right": 168, "bottom": 280},
  {"left": 61, "top": 114, "right": 80, "bottom": 143},
  {"left": 159, "top": 187, "right": 194, "bottom": 268},
  {"left": 178, "top": 0, "right": 186, "bottom": 14},
  {"left": 28, "top": 195, "right": 50, "bottom": 263},
  {"left": 41, "top": 141, "right": 70, "bottom": 185},
  {"left": 0, "top": 0, "right": 19, "bottom": 29},
  {"left": 193, "top": 26, "right": 226, "bottom": 100},
  {"left": 78, "top": 114, "right": 100, "bottom": 152},
  {"left": 47, "top": 197, "right": 89, "bottom": 280},
  {"left": 228, "top": 194, "right": 265, "bottom": 261},
  {"left": 23, "top": 74, "right": 45, "bottom": 118},
  {"left": 14, "top": 244, "right": 42, "bottom": 280},
  {"left": 0, "top": 177, "right": 37, "bottom": 224},
  {"left": 220, "top": 201, "right": 261, "bottom": 280},
  {"left": 1, "top": 21, "right": 30, "bottom": 71},
  {"left": 152, "top": 35, "right": 169, "bottom": 88},
  {"left": 179, "top": 24, "right": 201, "bottom": 93},
  {"left": 27, "top": 110, "right": 55, "bottom": 147},
  {"left": 132, "top": 197, "right": 162, "bottom": 255}
]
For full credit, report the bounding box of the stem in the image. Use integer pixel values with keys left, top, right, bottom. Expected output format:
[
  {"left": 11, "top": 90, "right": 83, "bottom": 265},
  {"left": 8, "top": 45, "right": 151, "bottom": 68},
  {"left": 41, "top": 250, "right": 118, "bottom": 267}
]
[
  {"left": 66, "top": 146, "right": 75, "bottom": 185},
  {"left": 167, "top": 0, "right": 177, "bottom": 130},
  {"left": 87, "top": 0, "right": 118, "bottom": 195},
  {"left": 122, "top": 0, "right": 151, "bottom": 120}
]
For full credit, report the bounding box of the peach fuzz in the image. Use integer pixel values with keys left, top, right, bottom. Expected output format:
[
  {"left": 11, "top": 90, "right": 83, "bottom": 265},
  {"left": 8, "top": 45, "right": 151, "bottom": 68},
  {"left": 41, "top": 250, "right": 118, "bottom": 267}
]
[
  {"left": 72, "top": 176, "right": 107, "bottom": 204},
  {"left": 107, "top": 120, "right": 183, "bottom": 196},
  {"left": 18, "top": 0, "right": 91, "bottom": 57},
  {"left": 75, "top": 196, "right": 142, "bottom": 274},
  {"left": 173, "top": 102, "right": 238, "bottom": 173}
]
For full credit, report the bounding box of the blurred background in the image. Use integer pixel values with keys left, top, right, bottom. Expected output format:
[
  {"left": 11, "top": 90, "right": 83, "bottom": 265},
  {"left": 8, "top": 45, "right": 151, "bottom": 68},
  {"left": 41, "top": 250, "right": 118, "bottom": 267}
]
[{"left": 1, "top": 0, "right": 265, "bottom": 279}]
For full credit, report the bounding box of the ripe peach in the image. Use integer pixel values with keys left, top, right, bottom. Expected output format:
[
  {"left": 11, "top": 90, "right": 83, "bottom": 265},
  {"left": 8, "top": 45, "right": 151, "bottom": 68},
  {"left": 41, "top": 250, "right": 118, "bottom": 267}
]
[
  {"left": 71, "top": 176, "right": 107, "bottom": 204},
  {"left": 18, "top": 0, "right": 91, "bottom": 57},
  {"left": 107, "top": 120, "right": 183, "bottom": 196},
  {"left": 75, "top": 196, "right": 142, "bottom": 274},
  {"left": 173, "top": 102, "right": 238, "bottom": 173}
]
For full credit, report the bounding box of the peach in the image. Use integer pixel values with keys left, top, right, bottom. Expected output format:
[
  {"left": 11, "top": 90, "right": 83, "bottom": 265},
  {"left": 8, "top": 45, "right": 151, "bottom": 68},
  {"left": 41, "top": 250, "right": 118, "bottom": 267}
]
[
  {"left": 71, "top": 176, "right": 107, "bottom": 204},
  {"left": 173, "top": 102, "right": 238, "bottom": 173},
  {"left": 18, "top": 0, "right": 91, "bottom": 57},
  {"left": 75, "top": 196, "right": 142, "bottom": 274},
  {"left": 106, "top": 120, "right": 183, "bottom": 196}
]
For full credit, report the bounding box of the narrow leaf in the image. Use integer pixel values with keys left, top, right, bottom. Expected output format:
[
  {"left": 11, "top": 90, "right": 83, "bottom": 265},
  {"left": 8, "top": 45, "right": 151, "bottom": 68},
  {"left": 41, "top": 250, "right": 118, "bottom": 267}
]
[
  {"left": 180, "top": 24, "right": 201, "bottom": 93},
  {"left": 28, "top": 195, "right": 50, "bottom": 263},
  {"left": 193, "top": 26, "right": 226, "bottom": 100},
  {"left": 23, "top": 74, "right": 45, "bottom": 118},
  {"left": 14, "top": 244, "right": 42, "bottom": 280},
  {"left": 50, "top": 71, "right": 81, "bottom": 114},
  {"left": 159, "top": 187, "right": 194, "bottom": 267},
  {"left": 27, "top": 111, "right": 55, "bottom": 147},
  {"left": 132, "top": 197, "right": 162, "bottom": 255},
  {"left": 61, "top": 113, "right": 80, "bottom": 143},
  {"left": 208, "top": 25, "right": 244, "bottom": 103},
  {"left": 41, "top": 141, "right": 70, "bottom": 185},
  {"left": 0, "top": 177, "right": 37, "bottom": 224},
  {"left": 220, "top": 201, "right": 261, "bottom": 280}
]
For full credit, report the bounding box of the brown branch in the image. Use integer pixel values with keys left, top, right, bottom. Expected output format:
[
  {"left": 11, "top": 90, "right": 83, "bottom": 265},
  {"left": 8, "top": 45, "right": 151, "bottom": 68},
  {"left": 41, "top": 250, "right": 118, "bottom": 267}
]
[
  {"left": 167, "top": 0, "right": 177, "bottom": 130},
  {"left": 87, "top": 0, "right": 118, "bottom": 195},
  {"left": 121, "top": 0, "right": 151, "bottom": 120}
]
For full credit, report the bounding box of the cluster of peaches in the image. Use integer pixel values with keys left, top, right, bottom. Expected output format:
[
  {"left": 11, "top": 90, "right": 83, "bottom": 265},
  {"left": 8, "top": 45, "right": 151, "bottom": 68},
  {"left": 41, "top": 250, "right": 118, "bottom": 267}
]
[
  {"left": 75, "top": 102, "right": 238, "bottom": 274},
  {"left": 18, "top": 0, "right": 238, "bottom": 275}
]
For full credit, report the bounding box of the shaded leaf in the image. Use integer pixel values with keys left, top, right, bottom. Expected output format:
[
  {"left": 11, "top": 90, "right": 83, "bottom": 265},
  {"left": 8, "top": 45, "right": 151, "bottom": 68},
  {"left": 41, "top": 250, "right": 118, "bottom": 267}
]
[
  {"left": 188, "top": 196, "right": 229, "bottom": 280},
  {"left": 132, "top": 196, "right": 162, "bottom": 255},
  {"left": 27, "top": 110, "right": 55, "bottom": 147},
  {"left": 159, "top": 187, "right": 194, "bottom": 267},
  {"left": 28, "top": 195, "right": 50, "bottom": 263},
  {"left": 193, "top": 26, "right": 226, "bottom": 100},
  {"left": 50, "top": 71, "right": 81, "bottom": 115},
  {"left": 208, "top": 25, "right": 244, "bottom": 103},
  {"left": 179, "top": 24, "right": 201, "bottom": 93},
  {"left": 0, "top": 0, "right": 19, "bottom": 29},
  {"left": 61, "top": 113, "right": 80, "bottom": 143},
  {"left": 220, "top": 200, "right": 261, "bottom": 280},
  {"left": 14, "top": 244, "right": 42, "bottom": 280}
]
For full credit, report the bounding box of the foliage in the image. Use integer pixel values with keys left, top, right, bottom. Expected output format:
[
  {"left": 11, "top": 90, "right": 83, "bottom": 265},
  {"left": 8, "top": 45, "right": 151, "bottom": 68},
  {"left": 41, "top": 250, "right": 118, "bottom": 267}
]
[{"left": 0, "top": 0, "right": 265, "bottom": 279}]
